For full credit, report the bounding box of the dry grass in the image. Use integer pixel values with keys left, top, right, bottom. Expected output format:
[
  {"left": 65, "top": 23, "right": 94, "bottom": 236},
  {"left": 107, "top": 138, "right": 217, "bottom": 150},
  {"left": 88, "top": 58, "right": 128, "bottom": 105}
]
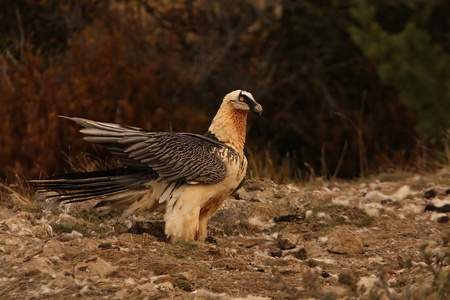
[
  {"left": 0, "top": 175, "right": 34, "bottom": 208},
  {"left": 246, "top": 148, "right": 307, "bottom": 183}
]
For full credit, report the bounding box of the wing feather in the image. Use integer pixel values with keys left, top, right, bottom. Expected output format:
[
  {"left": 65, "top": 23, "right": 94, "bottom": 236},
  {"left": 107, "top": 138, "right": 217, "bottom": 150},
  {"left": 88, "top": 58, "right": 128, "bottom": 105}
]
[{"left": 62, "top": 116, "right": 231, "bottom": 184}]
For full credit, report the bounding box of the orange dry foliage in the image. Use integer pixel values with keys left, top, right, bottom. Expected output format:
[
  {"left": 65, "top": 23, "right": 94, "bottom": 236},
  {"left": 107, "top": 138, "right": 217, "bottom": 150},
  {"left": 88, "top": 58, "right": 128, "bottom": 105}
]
[
  {"left": 0, "top": 4, "right": 210, "bottom": 180},
  {"left": 0, "top": 0, "right": 422, "bottom": 181}
]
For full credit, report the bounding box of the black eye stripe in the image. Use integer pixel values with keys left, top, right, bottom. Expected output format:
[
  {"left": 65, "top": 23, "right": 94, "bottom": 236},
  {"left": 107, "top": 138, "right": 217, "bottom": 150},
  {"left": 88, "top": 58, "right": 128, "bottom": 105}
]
[{"left": 238, "top": 92, "right": 251, "bottom": 102}]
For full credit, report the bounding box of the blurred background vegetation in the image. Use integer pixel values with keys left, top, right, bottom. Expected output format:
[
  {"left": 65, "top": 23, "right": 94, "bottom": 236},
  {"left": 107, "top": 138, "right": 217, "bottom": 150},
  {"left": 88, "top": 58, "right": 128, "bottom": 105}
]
[{"left": 0, "top": 0, "right": 449, "bottom": 182}]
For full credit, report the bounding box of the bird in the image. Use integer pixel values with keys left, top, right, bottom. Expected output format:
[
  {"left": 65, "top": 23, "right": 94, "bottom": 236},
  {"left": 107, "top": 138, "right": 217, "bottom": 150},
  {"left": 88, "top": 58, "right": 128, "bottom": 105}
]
[{"left": 31, "top": 90, "right": 262, "bottom": 242}]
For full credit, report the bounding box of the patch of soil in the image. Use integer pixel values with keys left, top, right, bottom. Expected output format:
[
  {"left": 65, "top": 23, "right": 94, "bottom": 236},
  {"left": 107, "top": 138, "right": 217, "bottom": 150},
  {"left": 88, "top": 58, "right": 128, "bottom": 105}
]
[{"left": 1, "top": 173, "right": 449, "bottom": 299}]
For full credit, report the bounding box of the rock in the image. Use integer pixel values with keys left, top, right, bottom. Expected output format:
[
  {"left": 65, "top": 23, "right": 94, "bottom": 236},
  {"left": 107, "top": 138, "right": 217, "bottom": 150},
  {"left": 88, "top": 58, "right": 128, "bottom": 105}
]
[
  {"left": 430, "top": 213, "right": 449, "bottom": 223},
  {"left": 357, "top": 275, "right": 378, "bottom": 292},
  {"left": 368, "top": 255, "right": 384, "bottom": 265},
  {"left": 363, "top": 190, "right": 388, "bottom": 202},
  {"left": 277, "top": 263, "right": 303, "bottom": 275},
  {"left": 425, "top": 199, "right": 450, "bottom": 213},
  {"left": 424, "top": 189, "right": 437, "bottom": 199},
  {"left": 313, "top": 258, "right": 338, "bottom": 265},
  {"left": 317, "top": 236, "right": 328, "bottom": 245},
  {"left": 98, "top": 242, "right": 120, "bottom": 250},
  {"left": 248, "top": 191, "right": 272, "bottom": 203},
  {"left": 155, "top": 281, "right": 173, "bottom": 291},
  {"left": 190, "top": 289, "right": 229, "bottom": 299},
  {"left": 321, "top": 271, "right": 331, "bottom": 278},
  {"left": 327, "top": 228, "right": 364, "bottom": 254},
  {"left": 363, "top": 206, "right": 381, "bottom": 218},
  {"left": 248, "top": 216, "right": 275, "bottom": 231},
  {"left": 179, "top": 271, "right": 196, "bottom": 281},
  {"left": 55, "top": 213, "right": 88, "bottom": 227},
  {"left": 124, "top": 277, "right": 136, "bottom": 286},
  {"left": 58, "top": 230, "right": 84, "bottom": 241},
  {"left": 0, "top": 209, "right": 15, "bottom": 221},
  {"left": 332, "top": 195, "right": 352, "bottom": 206},
  {"left": 0, "top": 212, "right": 34, "bottom": 234},
  {"left": 316, "top": 212, "right": 331, "bottom": 220},
  {"left": 358, "top": 275, "right": 394, "bottom": 296},
  {"left": 269, "top": 250, "right": 282, "bottom": 257},
  {"left": 277, "top": 233, "right": 299, "bottom": 250},
  {"left": 391, "top": 185, "right": 411, "bottom": 201},
  {"left": 24, "top": 257, "right": 55, "bottom": 276},
  {"left": 273, "top": 214, "right": 302, "bottom": 223},
  {"left": 235, "top": 189, "right": 258, "bottom": 201},
  {"left": 321, "top": 285, "right": 348, "bottom": 297},
  {"left": 136, "top": 282, "right": 157, "bottom": 293},
  {"left": 243, "top": 178, "right": 273, "bottom": 192},
  {"left": 292, "top": 247, "right": 308, "bottom": 260},
  {"left": 399, "top": 201, "right": 424, "bottom": 215},
  {"left": 191, "top": 289, "right": 271, "bottom": 299},
  {"left": 74, "top": 256, "right": 117, "bottom": 279},
  {"left": 113, "top": 289, "right": 128, "bottom": 299},
  {"left": 42, "top": 239, "right": 64, "bottom": 257},
  {"left": 0, "top": 212, "right": 53, "bottom": 238},
  {"left": 5, "top": 193, "right": 32, "bottom": 210},
  {"left": 128, "top": 220, "right": 167, "bottom": 241}
]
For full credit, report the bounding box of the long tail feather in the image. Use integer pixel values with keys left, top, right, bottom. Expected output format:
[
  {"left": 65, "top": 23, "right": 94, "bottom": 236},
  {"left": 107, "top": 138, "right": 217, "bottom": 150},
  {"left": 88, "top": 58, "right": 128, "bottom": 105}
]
[{"left": 30, "top": 167, "right": 155, "bottom": 205}]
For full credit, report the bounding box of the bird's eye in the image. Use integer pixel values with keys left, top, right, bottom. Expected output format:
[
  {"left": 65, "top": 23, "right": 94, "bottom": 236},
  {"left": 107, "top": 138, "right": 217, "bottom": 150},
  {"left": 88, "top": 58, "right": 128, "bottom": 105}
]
[{"left": 239, "top": 96, "right": 245, "bottom": 102}]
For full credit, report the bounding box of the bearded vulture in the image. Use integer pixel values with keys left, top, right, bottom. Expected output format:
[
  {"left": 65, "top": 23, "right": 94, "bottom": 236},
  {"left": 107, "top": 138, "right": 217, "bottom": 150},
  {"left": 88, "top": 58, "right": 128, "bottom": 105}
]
[{"left": 31, "top": 90, "right": 262, "bottom": 242}]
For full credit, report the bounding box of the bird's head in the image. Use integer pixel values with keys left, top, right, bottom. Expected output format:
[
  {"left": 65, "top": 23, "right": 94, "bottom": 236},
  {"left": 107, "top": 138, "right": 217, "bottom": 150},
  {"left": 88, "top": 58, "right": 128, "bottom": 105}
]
[{"left": 224, "top": 90, "right": 262, "bottom": 115}]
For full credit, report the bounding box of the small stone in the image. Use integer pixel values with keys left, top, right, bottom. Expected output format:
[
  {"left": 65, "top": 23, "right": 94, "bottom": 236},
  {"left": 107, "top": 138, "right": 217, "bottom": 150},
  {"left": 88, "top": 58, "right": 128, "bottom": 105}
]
[
  {"left": 437, "top": 215, "right": 449, "bottom": 223},
  {"left": 248, "top": 216, "right": 275, "bottom": 231},
  {"left": 327, "top": 228, "right": 364, "bottom": 254},
  {"left": 136, "top": 282, "right": 156, "bottom": 293},
  {"left": 79, "top": 285, "right": 92, "bottom": 295},
  {"left": 269, "top": 250, "right": 282, "bottom": 257},
  {"left": 74, "top": 256, "right": 117, "bottom": 279},
  {"left": 321, "top": 271, "right": 331, "bottom": 278},
  {"left": 425, "top": 199, "right": 450, "bottom": 213},
  {"left": 273, "top": 214, "right": 303, "bottom": 223},
  {"left": 430, "top": 213, "right": 449, "bottom": 223},
  {"left": 24, "top": 257, "right": 55, "bottom": 276},
  {"left": 277, "top": 233, "right": 299, "bottom": 250},
  {"left": 125, "top": 278, "right": 136, "bottom": 286},
  {"left": 156, "top": 281, "right": 173, "bottom": 291},
  {"left": 358, "top": 275, "right": 378, "bottom": 294},
  {"left": 316, "top": 212, "right": 331, "bottom": 220},
  {"left": 363, "top": 190, "right": 387, "bottom": 202},
  {"left": 128, "top": 220, "right": 167, "bottom": 241},
  {"left": 332, "top": 196, "right": 351, "bottom": 206},
  {"left": 205, "top": 236, "right": 218, "bottom": 244},
  {"left": 71, "top": 230, "right": 83, "bottom": 238},
  {"left": 424, "top": 189, "right": 437, "bottom": 199},
  {"left": 293, "top": 248, "right": 308, "bottom": 260},
  {"left": 321, "top": 285, "right": 348, "bottom": 297},
  {"left": 317, "top": 237, "right": 328, "bottom": 247},
  {"left": 113, "top": 289, "right": 128, "bottom": 299},
  {"left": 0, "top": 209, "right": 15, "bottom": 221},
  {"left": 0, "top": 212, "right": 52, "bottom": 238},
  {"left": 391, "top": 185, "right": 410, "bottom": 201},
  {"left": 98, "top": 242, "right": 120, "bottom": 250},
  {"left": 305, "top": 210, "right": 313, "bottom": 219}
]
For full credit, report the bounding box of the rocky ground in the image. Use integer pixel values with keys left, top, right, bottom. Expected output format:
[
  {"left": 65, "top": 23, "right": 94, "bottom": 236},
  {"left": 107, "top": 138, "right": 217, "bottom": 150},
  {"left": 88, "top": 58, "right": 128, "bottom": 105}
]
[{"left": 1, "top": 171, "right": 449, "bottom": 299}]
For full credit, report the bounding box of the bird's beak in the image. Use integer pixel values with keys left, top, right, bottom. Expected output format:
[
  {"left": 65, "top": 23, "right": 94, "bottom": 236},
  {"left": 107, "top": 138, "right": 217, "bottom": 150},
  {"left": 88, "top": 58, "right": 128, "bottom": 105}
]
[{"left": 253, "top": 103, "right": 263, "bottom": 116}]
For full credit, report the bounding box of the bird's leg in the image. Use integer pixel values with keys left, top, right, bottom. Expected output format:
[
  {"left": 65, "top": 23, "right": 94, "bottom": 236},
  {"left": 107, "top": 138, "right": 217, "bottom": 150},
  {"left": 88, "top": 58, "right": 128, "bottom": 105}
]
[{"left": 196, "top": 210, "right": 209, "bottom": 242}]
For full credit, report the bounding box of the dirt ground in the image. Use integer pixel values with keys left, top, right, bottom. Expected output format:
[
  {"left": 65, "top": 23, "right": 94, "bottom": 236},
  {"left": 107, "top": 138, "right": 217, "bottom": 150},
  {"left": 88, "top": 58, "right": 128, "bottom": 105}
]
[{"left": 1, "top": 172, "right": 449, "bottom": 299}]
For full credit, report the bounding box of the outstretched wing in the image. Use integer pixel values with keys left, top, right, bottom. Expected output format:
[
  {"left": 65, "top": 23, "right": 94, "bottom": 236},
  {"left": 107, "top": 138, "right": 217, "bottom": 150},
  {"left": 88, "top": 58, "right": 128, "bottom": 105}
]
[{"left": 61, "top": 117, "right": 230, "bottom": 184}]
